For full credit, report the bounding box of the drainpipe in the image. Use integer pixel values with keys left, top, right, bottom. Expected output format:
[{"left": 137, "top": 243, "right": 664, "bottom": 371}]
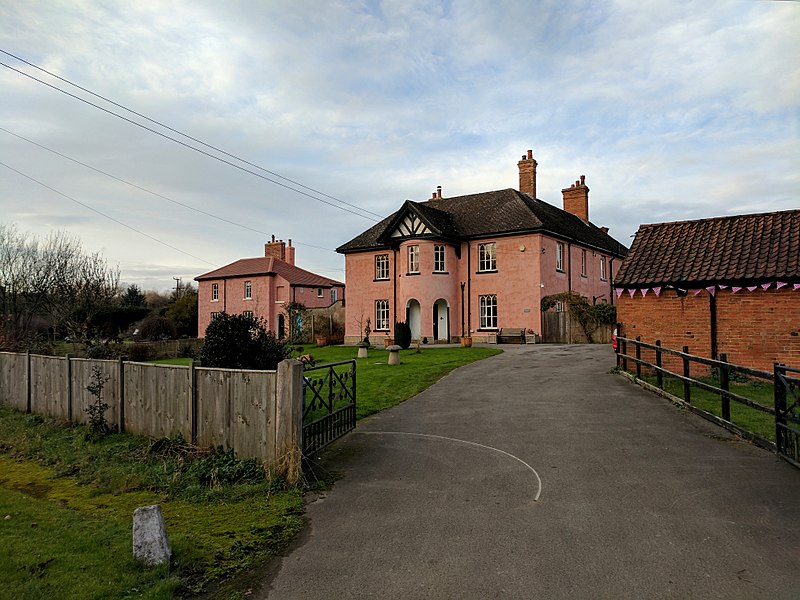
[
  {"left": 223, "top": 279, "right": 227, "bottom": 313},
  {"left": 460, "top": 281, "right": 465, "bottom": 337},
  {"left": 392, "top": 247, "right": 397, "bottom": 334},
  {"left": 467, "top": 241, "right": 472, "bottom": 334},
  {"left": 609, "top": 257, "right": 615, "bottom": 305},
  {"left": 709, "top": 293, "right": 718, "bottom": 360},
  {"left": 567, "top": 243, "right": 572, "bottom": 292}
]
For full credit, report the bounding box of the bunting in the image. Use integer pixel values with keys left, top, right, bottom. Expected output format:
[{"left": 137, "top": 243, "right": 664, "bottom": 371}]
[{"left": 615, "top": 281, "right": 800, "bottom": 297}]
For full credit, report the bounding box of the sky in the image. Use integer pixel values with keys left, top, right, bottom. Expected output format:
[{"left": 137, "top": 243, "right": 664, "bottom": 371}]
[{"left": 1, "top": 0, "right": 798, "bottom": 293}]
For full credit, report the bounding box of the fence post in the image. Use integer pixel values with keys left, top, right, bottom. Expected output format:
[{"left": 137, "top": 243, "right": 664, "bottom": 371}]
[
  {"left": 655, "top": 341, "right": 663, "bottom": 389},
  {"left": 26, "top": 350, "right": 31, "bottom": 414},
  {"left": 774, "top": 363, "right": 786, "bottom": 458},
  {"left": 682, "top": 345, "right": 691, "bottom": 404},
  {"left": 190, "top": 360, "right": 198, "bottom": 445},
  {"left": 635, "top": 336, "right": 642, "bottom": 379},
  {"left": 118, "top": 356, "right": 126, "bottom": 433},
  {"left": 621, "top": 338, "right": 628, "bottom": 372},
  {"left": 66, "top": 354, "right": 73, "bottom": 421},
  {"left": 719, "top": 353, "right": 730, "bottom": 422},
  {"left": 275, "top": 359, "right": 303, "bottom": 484}
]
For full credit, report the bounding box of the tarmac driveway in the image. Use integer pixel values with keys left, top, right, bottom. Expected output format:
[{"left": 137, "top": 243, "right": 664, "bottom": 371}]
[{"left": 258, "top": 345, "right": 800, "bottom": 599}]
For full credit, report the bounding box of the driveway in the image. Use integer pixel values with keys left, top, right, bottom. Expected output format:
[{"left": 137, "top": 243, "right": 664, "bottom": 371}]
[{"left": 258, "top": 345, "right": 800, "bottom": 599}]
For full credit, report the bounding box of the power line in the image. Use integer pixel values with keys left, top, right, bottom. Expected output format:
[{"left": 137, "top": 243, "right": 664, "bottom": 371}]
[
  {"left": 0, "top": 58, "right": 382, "bottom": 223},
  {"left": 0, "top": 48, "right": 386, "bottom": 220},
  {"left": 0, "top": 125, "right": 336, "bottom": 253},
  {"left": 0, "top": 159, "right": 215, "bottom": 266}
]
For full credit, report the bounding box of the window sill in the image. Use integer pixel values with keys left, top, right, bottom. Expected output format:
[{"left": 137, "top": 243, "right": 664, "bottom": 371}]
[
  {"left": 477, "top": 328, "right": 499, "bottom": 332},
  {"left": 405, "top": 272, "right": 420, "bottom": 276},
  {"left": 432, "top": 271, "right": 449, "bottom": 275},
  {"left": 373, "top": 278, "right": 390, "bottom": 282},
  {"left": 556, "top": 269, "right": 565, "bottom": 274},
  {"left": 475, "top": 269, "right": 498, "bottom": 275}
]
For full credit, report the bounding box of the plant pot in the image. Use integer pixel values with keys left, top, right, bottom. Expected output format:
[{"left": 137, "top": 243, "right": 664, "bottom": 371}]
[
  {"left": 461, "top": 336, "right": 473, "bottom": 348},
  {"left": 383, "top": 337, "right": 394, "bottom": 349},
  {"left": 525, "top": 334, "right": 539, "bottom": 344},
  {"left": 316, "top": 336, "right": 327, "bottom": 347}
]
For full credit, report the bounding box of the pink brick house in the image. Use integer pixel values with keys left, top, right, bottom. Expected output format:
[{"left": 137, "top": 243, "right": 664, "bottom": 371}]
[
  {"left": 195, "top": 237, "right": 345, "bottom": 338},
  {"left": 337, "top": 150, "right": 627, "bottom": 344}
]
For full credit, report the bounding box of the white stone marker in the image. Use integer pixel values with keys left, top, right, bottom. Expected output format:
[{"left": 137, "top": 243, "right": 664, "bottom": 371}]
[{"left": 133, "top": 505, "right": 171, "bottom": 566}]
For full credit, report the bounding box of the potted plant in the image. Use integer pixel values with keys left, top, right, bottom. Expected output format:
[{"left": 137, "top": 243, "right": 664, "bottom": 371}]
[
  {"left": 383, "top": 336, "right": 394, "bottom": 349},
  {"left": 525, "top": 328, "right": 539, "bottom": 344},
  {"left": 461, "top": 335, "right": 473, "bottom": 348}
]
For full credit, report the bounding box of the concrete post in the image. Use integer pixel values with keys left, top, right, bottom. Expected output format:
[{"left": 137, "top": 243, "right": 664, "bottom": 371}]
[{"left": 275, "top": 359, "right": 303, "bottom": 484}]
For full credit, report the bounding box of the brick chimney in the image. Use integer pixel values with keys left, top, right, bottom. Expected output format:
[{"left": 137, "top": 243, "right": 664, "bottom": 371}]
[
  {"left": 562, "top": 175, "right": 589, "bottom": 223},
  {"left": 265, "top": 234, "right": 295, "bottom": 265},
  {"left": 518, "top": 149, "right": 537, "bottom": 198}
]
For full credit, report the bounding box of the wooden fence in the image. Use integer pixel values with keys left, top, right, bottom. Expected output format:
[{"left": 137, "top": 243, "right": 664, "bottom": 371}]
[
  {"left": 0, "top": 352, "right": 304, "bottom": 481},
  {"left": 541, "top": 312, "right": 613, "bottom": 344}
]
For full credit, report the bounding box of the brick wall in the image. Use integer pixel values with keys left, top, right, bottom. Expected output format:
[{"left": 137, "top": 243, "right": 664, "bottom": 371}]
[{"left": 617, "top": 288, "right": 800, "bottom": 372}]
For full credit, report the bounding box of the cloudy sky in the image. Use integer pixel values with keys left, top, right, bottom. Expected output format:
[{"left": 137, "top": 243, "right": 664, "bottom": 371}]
[{"left": 1, "top": 0, "right": 798, "bottom": 292}]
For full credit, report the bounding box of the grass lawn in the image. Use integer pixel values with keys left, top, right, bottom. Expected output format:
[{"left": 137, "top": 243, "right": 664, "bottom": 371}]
[
  {"left": 642, "top": 373, "right": 776, "bottom": 442},
  {"left": 3, "top": 345, "right": 500, "bottom": 598}
]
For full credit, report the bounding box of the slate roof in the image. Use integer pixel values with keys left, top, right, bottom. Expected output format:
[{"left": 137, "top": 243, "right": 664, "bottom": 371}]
[
  {"left": 195, "top": 256, "right": 343, "bottom": 287},
  {"left": 614, "top": 209, "right": 800, "bottom": 287},
  {"left": 337, "top": 188, "right": 628, "bottom": 257}
]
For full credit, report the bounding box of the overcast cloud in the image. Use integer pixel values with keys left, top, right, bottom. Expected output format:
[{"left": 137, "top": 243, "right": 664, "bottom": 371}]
[{"left": 1, "top": 0, "right": 797, "bottom": 291}]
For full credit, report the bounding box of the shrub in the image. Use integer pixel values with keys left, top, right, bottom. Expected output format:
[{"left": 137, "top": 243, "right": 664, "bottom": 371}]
[
  {"left": 137, "top": 315, "right": 176, "bottom": 341},
  {"left": 199, "top": 312, "right": 291, "bottom": 370},
  {"left": 394, "top": 321, "right": 412, "bottom": 349},
  {"left": 85, "top": 366, "right": 111, "bottom": 440}
]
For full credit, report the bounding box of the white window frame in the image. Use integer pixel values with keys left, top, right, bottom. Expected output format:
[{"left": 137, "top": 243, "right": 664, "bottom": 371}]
[
  {"left": 408, "top": 245, "right": 420, "bottom": 274},
  {"left": 242, "top": 310, "right": 254, "bottom": 318},
  {"left": 600, "top": 256, "right": 607, "bottom": 281},
  {"left": 211, "top": 311, "right": 221, "bottom": 320},
  {"left": 212, "top": 283, "right": 219, "bottom": 301},
  {"left": 330, "top": 288, "right": 337, "bottom": 303},
  {"left": 375, "top": 300, "right": 390, "bottom": 331},
  {"left": 581, "top": 250, "right": 586, "bottom": 277},
  {"left": 556, "top": 242, "right": 564, "bottom": 272},
  {"left": 317, "top": 287, "right": 324, "bottom": 298},
  {"left": 375, "top": 254, "right": 389, "bottom": 280},
  {"left": 434, "top": 245, "right": 446, "bottom": 272},
  {"left": 478, "top": 243, "right": 497, "bottom": 272},
  {"left": 244, "top": 280, "right": 252, "bottom": 299},
  {"left": 479, "top": 294, "right": 498, "bottom": 329}
]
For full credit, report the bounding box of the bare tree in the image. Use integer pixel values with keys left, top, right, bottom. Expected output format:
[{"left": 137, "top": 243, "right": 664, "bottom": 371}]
[{"left": 0, "top": 224, "right": 119, "bottom": 350}]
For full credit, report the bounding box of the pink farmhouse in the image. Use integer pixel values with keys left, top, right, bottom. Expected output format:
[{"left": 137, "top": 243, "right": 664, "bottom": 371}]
[
  {"left": 337, "top": 150, "right": 628, "bottom": 345},
  {"left": 195, "top": 237, "right": 344, "bottom": 338}
]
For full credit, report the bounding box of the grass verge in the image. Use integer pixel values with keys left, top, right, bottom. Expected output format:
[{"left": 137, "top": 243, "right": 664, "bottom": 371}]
[{"left": 5, "top": 345, "right": 500, "bottom": 598}]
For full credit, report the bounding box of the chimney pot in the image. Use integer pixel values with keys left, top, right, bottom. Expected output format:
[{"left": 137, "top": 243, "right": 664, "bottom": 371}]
[
  {"left": 600, "top": 226, "right": 609, "bottom": 234},
  {"left": 436, "top": 185, "right": 442, "bottom": 199},
  {"left": 580, "top": 175, "right": 585, "bottom": 185},
  {"left": 527, "top": 149, "right": 533, "bottom": 159}
]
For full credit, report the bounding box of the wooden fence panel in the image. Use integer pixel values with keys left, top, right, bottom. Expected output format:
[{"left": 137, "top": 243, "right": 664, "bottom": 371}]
[
  {"left": 0, "top": 352, "right": 27, "bottom": 411},
  {"left": 124, "top": 363, "right": 191, "bottom": 440},
  {"left": 70, "top": 359, "right": 121, "bottom": 427},
  {"left": 30, "top": 355, "right": 68, "bottom": 419},
  {"left": 196, "top": 368, "right": 234, "bottom": 450},
  {"left": 230, "top": 370, "right": 276, "bottom": 463}
]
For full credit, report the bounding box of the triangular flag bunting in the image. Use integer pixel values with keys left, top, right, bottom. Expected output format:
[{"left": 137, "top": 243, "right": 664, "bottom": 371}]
[
  {"left": 776, "top": 282, "right": 787, "bottom": 289},
  {"left": 615, "top": 287, "right": 624, "bottom": 298},
  {"left": 761, "top": 282, "right": 771, "bottom": 291},
  {"left": 794, "top": 284, "right": 800, "bottom": 290},
  {"left": 731, "top": 286, "right": 742, "bottom": 294},
  {"left": 641, "top": 288, "right": 649, "bottom": 297},
  {"left": 628, "top": 288, "right": 636, "bottom": 298},
  {"left": 718, "top": 285, "right": 728, "bottom": 289},
  {"left": 747, "top": 286, "right": 758, "bottom": 292},
  {"left": 653, "top": 286, "right": 662, "bottom": 296},
  {"left": 706, "top": 286, "right": 716, "bottom": 296},
  {"left": 692, "top": 289, "right": 703, "bottom": 296}
]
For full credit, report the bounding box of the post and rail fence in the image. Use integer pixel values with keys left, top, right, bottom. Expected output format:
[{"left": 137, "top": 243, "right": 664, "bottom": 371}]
[{"left": 614, "top": 335, "right": 800, "bottom": 468}]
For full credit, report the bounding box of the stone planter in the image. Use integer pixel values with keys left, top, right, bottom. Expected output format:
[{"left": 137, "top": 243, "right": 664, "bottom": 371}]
[
  {"left": 316, "top": 336, "right": 328, "bottom": 347},
  {"left": 461, "top": 336, "right": 473, "bottom": 348},
  {"left": 525, "top": 334, "right": 539, "bottom": 344}
]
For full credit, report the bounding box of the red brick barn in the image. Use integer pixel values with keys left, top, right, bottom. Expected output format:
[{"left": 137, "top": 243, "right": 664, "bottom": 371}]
[{"left": 614, "top": 210, "right": 800, "bottom": 371}]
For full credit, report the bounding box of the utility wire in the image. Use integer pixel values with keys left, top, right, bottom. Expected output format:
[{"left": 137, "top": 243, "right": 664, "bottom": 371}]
[
  {"left": 0, "top": 59, "right": 381, "bottom": 223},
  {"left": 0, "top": 125, "right": 336, "bottom": 254},
  {"left": 0, "top": 48, "right": 386, "bottom": 220},
  {"left": 0, "top": 159, "right": 215, "bottom": 265}
]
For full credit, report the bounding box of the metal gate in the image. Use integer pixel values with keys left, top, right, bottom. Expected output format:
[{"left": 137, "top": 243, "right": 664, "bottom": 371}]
[
  {"left": 302, "top": 360, "right": 356, "bottom": 456},
  {"left": 775, "top": 363, "right": 800, "bottom": 468}
]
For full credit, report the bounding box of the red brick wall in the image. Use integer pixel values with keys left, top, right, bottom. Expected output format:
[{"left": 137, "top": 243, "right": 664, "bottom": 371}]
[{"left": 617, "top": 288, "right": 800, "bottom": 372}]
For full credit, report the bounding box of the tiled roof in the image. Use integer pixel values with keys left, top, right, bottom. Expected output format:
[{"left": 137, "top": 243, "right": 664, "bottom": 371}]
[
  {"left": 195, "top": 256, "right": 343, "bottom": 287},
  {"left": 614, "top": 209, "right": 800, "bottom": 286},
  {"left": 337, "top": 188, "right": 627, "bottom": 257}
]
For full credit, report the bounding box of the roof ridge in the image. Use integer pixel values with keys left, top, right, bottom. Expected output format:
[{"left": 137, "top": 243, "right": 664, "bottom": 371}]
[{"left": 638, "top": 208, "right": 800, "bottom": 230}]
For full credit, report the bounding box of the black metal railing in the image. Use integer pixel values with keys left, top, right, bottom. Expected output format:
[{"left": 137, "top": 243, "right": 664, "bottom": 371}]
[
  {"left": 775, "top": 363, "right": 800, "bottom": 468},
  {"left": 302, "top": 359, "right": 356, "bottom": 456},
  {"left": 615, "top": 335, "right": 800, "bottom": 468}
]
